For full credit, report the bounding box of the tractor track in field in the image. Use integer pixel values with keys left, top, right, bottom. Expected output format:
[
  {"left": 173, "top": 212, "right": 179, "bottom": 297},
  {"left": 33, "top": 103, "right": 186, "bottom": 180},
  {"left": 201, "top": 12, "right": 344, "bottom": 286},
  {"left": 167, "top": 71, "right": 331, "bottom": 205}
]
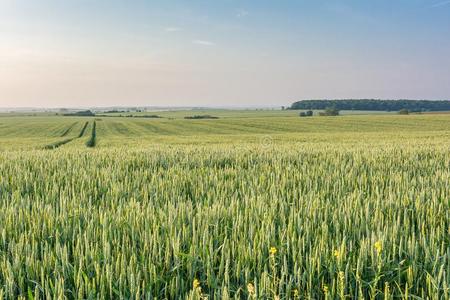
[
  {"left": 78, "top": 122, "right": 89, "bottom": 138},
  {"left": 44, "top": 121, "right": 91, "bottom": 150},
  {"left": 60, "top": 122, "right": 78, "bottom": 137},
  {"left": 86, "top": 121, "right": 97, "bottom": 148},
  {"left": 44, "top": 138, "right": 77, "bottom": 150}
]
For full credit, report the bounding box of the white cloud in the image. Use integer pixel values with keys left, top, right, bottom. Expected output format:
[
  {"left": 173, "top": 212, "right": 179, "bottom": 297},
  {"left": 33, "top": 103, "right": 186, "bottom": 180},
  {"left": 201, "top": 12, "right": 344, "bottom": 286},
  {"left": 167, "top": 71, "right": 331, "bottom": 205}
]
[
  {"left": 165, "top": 27, "right": 182, "bottom": 32},
  {"left": 236, "top": 9, "right": 249, "bottom": 18},
  {"left": 192, "top": 40, "right": 215, "bottom": 46},
  {"left": 432, "top": 0, "right": 450, "bottom": 7}
]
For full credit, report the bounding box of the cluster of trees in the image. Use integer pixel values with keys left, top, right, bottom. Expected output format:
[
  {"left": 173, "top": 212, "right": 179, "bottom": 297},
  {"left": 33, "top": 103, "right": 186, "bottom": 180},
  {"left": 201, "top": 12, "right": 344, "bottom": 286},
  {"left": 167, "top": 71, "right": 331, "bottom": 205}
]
[
  {"left": 104, "top": 110, "right": 127, "bottom": 113},
  {"left": 299, "top": 107, "right": 340, "bottom": 117},
  {"left": 184, "top": 115, "right": 219, "bottom": 119},
  {"left": 290, "top": 99, "right": 450, "bottom": 112},
  {"left": 63, "top": 110, "right": 95, "bottom": 117}
]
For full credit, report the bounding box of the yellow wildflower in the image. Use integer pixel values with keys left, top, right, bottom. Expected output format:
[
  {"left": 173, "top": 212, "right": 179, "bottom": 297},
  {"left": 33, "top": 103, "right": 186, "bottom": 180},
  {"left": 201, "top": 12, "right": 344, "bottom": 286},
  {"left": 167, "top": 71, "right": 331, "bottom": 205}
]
[
  {"left": 193, "top": 278, "right": 200, "bottom": 289},
  {"left": 333, "top": 249, "right": 341, "bottom": 259},
  {"left": 269, "top": 246, "right": 277, "bottom": 257},
  {"left": 374, "top": 241, "right": 383, "bottom": 254},
  {"left": 293, "top": 288, "right": 299, "bottom": 298},
  {"left": 323, "top": 284, "right": 329, "bottom": 294}
]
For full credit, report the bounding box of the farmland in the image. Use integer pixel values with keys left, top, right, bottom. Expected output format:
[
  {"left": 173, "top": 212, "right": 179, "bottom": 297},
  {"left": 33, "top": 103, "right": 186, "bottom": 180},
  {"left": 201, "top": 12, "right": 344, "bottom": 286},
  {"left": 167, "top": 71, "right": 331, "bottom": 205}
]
[{"left": 0, "top": 112, "right": 449, "bottom": 299}]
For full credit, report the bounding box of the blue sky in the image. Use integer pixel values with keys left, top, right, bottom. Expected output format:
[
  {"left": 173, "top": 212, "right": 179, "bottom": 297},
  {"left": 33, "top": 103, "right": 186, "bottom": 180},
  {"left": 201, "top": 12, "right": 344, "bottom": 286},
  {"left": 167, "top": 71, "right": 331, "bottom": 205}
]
[{"left": 1, "top": 0, "right": 449, "bottom": 108}]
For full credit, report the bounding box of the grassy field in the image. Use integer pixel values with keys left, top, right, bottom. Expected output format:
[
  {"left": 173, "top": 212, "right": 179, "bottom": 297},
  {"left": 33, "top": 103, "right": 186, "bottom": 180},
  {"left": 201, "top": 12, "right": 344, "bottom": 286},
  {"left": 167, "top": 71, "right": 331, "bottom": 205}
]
[
  {"left": 97, "top": 109, "right": 397, "bottom": 119},
  {"left": 0, "top": 111, "right": 449, "bottom": 299}
]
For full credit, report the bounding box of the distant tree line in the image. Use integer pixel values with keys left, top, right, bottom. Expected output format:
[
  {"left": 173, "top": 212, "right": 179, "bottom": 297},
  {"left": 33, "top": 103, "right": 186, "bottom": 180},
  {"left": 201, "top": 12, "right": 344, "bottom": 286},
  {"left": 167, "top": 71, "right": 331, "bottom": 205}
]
[
  {"left": 184, "top": 115, "right": 219, "bottom": 119},
  {"left": 290, "top": 100, "right": 450, "bottom": 112},
  {"left": 96, "top": 114, "right": 162, "bottom": 119},
  {"left": 63, "top": 110, "right": 95, "bottom": 117}
]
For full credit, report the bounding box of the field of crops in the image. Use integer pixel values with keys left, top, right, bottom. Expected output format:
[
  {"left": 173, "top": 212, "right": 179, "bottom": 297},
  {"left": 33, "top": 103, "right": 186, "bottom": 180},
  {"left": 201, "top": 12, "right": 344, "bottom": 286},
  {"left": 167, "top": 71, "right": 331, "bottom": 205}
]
[{"left": 0, "top": 112, "right": 449, "bottom": 299}]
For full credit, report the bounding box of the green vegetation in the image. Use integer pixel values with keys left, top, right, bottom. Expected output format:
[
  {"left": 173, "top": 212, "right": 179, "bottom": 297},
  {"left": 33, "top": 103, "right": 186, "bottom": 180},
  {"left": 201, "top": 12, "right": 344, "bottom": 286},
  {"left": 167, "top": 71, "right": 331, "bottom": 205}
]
[
  {"left": 319, "top": 107, "right": 340, "bottom": 116},
  {"left": 0, "top": 111, "right": 449, "bottom": 298},
  {"left": 92, "top": 108, "right": 399, "bottom": 120},
  {"left": 97, "top": 114, "right": 162, "bottom": 119},
  {"left": 128, "top": 115, "right": 161, "bottom": 119},
  {"left": 399, "top": 109, "right": 410, "bottom": 115},
  {"left": 43, "top": 137, "right": 76, "bottom": 150},
  {"left": 299, "top": 110, "right": 313, "bottom": 117},
  {"left": 291, "top": 99, "right": 450, "bottom": 112},
  {"left": 63, "top": 110, "right": 95, "bottom": 117},
  {"left": 44, "top": 121, "right": 94, "bottom": 150},
  {"left": 184, "top": 115, "right": 219, "bottom": 119},
  {"left": 60, "top": 122, "right": 78, "bottom": 137}
]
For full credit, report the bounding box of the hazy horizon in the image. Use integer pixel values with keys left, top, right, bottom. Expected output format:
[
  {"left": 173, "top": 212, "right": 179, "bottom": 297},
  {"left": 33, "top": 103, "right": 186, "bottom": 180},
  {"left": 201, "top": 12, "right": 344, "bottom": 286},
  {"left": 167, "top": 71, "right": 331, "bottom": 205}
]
[
  {"left": 2, "top": 99, "right": 450, "bottom": 111},
  {"left": 0, "top": 104, "right": 284, "bottom": 110},
  {"left": 1, "top": 0, "right": 450, "bottom": 108}
]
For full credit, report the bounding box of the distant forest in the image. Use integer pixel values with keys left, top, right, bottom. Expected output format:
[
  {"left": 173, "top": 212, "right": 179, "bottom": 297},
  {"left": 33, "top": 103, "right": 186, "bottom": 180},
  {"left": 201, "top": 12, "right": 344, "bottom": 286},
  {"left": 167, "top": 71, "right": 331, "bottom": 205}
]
[{"left": 290, "top": 100, "right": 450, "bottom": 112}]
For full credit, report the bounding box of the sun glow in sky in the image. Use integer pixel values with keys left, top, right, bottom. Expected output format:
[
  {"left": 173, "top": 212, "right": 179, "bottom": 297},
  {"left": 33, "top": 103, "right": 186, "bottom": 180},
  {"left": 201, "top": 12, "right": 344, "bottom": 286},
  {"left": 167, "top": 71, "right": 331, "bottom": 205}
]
[{"left": 1, "top": 0, "right": 450, "bottom": 108}]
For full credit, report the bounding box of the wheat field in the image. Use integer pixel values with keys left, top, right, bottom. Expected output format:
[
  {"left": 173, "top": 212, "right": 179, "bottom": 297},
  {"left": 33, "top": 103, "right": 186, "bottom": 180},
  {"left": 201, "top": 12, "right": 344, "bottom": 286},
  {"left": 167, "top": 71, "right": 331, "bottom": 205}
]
[{"left": 0, "top": 112, "right": 449, "bottom": 299}]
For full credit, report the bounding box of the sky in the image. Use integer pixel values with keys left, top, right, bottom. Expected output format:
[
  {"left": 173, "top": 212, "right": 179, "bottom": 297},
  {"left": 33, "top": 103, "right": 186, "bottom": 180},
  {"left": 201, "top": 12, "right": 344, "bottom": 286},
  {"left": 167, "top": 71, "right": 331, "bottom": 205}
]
[{"left": 0, "top": 0, "right": 450, "bottom": 108}]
